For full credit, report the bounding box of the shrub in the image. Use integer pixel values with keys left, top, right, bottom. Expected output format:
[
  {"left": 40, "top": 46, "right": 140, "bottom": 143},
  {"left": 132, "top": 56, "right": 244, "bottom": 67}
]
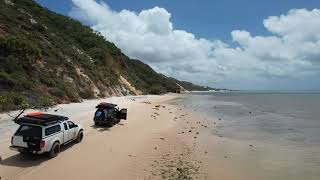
[
  {"left": 149, "top": 85, "right": 166, "bottom": 95},
  {"left": 38, "top": 96, "right": 53, "bottom": 108},
  {"left": 49, "top": 87, "right": 65, "bottom": 98},
  {"left": 0, "top": 71, "right": 10, "bottom": 78},
  {"left": 39, "top": 75, "right": 56, "bottom": 87},
  {"left": 0, "top": 72, "right": 15, "bottom": 89},
  {"left": 0, "top": 95, "right": 9, "bottom": 111},
  {"left": 0, "top": 92, "right": 31, "bottom": 111},
  {"left": 12, "top": 94, "right": 30, "bottom": 109},
  {"left": 10, "top": 71, "right": 34, "bottom": 90},
  {"left": 79, "top": 89, "right": 94, "bottom": 99}
]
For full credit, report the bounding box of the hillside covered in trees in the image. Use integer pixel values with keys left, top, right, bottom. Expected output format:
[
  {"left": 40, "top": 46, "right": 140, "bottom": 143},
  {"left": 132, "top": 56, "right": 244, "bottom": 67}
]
[
  {"left": 0, "top": 0, "right": 214, "bottom": 111},
  {"left": 169, "top": 78, "right": 221, "bottom": 92}
]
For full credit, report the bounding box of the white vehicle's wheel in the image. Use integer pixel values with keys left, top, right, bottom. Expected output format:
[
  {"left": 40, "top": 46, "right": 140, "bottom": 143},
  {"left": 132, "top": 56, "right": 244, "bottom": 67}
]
[
  {"left": 49, "top": 142, "right": 60, "bottom": 158},
  {"left": 76, "top": 130, "right": 83, "bottom": 143}
]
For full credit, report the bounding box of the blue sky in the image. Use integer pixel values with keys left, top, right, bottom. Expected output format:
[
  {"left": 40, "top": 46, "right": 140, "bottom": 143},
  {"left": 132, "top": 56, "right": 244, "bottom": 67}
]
[
  {"left": 35, "top": 0, "right": 320, "bottom": 90},
  {"left": 36, "top": 0, "right": 319, "bottom": 42}
]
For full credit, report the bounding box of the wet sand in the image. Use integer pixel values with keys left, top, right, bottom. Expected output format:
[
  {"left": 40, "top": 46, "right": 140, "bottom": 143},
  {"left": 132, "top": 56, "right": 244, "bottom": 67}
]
[
  {"left": 174, "top": 92, "right": 320, "bottom": 180},
  {"left": 0, "top": 94, "right": 213, "bottom": 180}
]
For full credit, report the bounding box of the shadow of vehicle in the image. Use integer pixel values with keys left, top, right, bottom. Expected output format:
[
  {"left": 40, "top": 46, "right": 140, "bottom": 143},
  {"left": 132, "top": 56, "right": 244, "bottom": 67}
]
[
  {"left": 91, "top": 118, "right": 124, "bottom": 132},
  {"left": 0, "top": 153, "right": 48, "bottom": 168},
  {"left": 90, "top": 124, "right": 111, "bottom": 132},
  {"left": 0, "top": 141, "right": 77, "bottom": 168}
]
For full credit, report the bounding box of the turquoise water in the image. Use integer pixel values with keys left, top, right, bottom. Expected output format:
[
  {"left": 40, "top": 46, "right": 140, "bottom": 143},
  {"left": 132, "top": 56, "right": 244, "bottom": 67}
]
[{"left": 175, "top": 91, "right": 320, "bottom": 180}]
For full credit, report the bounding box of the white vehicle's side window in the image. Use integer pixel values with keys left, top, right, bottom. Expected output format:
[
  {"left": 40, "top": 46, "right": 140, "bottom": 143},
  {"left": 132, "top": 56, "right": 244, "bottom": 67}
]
[
  {"left": 67, "top": 121, "right": 75, "bottom": 129},
  {"left": 45, "top": 125, "right": 61, "bottom": 136}
]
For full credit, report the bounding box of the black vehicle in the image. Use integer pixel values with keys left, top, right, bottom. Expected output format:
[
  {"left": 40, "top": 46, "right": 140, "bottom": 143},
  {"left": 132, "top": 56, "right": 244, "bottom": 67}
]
[{"left": 93, "top": 102, "right": 127, "bottom": 126}]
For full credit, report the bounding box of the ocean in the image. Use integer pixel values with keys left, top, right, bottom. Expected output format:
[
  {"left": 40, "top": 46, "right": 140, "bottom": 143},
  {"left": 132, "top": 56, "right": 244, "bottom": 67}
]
[{"left": 174, "top": 91, "right": 320, "bottom": 180}]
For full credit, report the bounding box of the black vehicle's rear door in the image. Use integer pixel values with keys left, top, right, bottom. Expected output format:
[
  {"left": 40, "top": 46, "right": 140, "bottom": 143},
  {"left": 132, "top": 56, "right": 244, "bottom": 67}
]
[{"left": 118, "top": 109, "right": 127, "bottom": 120}]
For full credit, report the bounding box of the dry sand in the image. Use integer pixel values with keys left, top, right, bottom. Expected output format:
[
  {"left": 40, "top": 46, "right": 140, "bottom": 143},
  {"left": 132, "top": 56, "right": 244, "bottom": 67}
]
[{"left": 0, "top": 94, "right": 213, "bottom": 180}]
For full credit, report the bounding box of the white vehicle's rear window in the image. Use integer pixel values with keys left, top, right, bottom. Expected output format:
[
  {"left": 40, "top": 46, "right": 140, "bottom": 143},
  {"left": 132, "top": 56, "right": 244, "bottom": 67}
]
[{"left": 15, "top": 125, "right": 42, "bottom": 138}]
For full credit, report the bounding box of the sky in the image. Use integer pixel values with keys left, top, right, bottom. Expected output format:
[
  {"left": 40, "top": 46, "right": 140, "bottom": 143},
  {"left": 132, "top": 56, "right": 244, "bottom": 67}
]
[{"left": 36, "top": 0, "right": 320, "bottom": 90}]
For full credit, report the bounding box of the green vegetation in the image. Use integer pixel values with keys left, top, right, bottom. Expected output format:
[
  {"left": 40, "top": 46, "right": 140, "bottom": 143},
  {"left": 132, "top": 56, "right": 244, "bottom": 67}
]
[
  {"left": 38, "top": 96, "right": 53, "bottom": 108},
  {"left": 126, "top": 60, "right": 180, "bottom": 94},
  {"left": 0, "top": 0, "right": 183, "bottom": 112},
  {"left": 0, "top": 92, "right": 31, "bottom": 111},
  {"left": 169, "top": 78, "right": 221, "bottom": 91},
  {"left": 0, "top": 0, "right": 221, "bottom": 112}
]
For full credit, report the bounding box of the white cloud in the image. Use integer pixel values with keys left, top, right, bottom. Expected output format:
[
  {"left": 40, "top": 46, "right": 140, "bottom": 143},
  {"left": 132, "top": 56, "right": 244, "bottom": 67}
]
[
  {"left": 69, "top": 0, "right": 320, "bottom": 90},
  {"left": 264, "top": 9, "right": 320, "bottom": 42}
]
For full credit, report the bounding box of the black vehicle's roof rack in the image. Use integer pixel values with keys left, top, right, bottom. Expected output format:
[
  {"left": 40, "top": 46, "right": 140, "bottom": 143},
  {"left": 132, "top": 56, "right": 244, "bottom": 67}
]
[
  {"left": 14, "top": 112, "right": 68, "bottom": 126},
  {"left": 96, "top": 102, "right": 117, "bottom": 109}
]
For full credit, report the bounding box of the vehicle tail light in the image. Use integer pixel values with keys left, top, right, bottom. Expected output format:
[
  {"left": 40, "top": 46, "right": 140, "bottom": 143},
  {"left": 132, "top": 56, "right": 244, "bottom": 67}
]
[{"left": 40, "top": 140, "right": 45, "bottom": 149}]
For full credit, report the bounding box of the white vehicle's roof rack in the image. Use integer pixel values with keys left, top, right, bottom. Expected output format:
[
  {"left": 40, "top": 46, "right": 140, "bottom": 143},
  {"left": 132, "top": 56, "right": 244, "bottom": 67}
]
[{"left": 14, "top": 112, "right": 68, "bottom": 126}]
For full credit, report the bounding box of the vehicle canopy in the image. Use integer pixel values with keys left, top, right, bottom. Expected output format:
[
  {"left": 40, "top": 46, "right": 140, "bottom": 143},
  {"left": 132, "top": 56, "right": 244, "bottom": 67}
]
[
  {"left": 95, "top": 102, "right": 117, "bottom": 109},
  {"left": 14, "top": 112, "right": 68, "bottom": 126}
]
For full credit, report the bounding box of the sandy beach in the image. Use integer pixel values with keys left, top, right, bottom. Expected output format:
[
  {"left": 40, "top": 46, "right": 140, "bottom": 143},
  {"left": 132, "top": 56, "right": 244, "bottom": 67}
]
[
  {"left": 0, "top": 94, "right": 213, "bottom": 180},
  {"left": 2, "top": 92, "right": 318, "bottom": 180}
]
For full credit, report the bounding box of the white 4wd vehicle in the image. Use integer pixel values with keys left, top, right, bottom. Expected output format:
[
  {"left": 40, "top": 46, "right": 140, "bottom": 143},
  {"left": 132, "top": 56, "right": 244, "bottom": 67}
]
[{"left": 10, "top": 112, "right": 84, "bottom": 158}]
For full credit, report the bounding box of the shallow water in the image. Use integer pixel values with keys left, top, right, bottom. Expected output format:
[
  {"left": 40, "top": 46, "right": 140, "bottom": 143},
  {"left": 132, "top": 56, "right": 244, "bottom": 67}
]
[{"left": 175, "top": 91, "right": 320, "bottom": 180}]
